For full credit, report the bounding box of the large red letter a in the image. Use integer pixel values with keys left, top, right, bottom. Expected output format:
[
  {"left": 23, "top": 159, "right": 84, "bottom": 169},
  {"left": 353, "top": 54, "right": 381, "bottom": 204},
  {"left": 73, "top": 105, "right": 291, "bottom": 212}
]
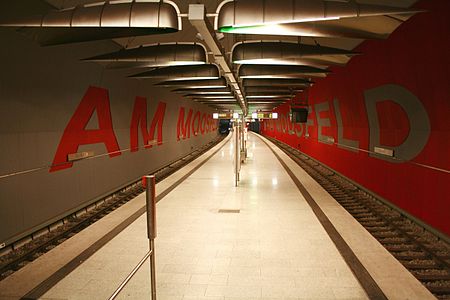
[{"left": 50, "top": 86, "right": 121, "bottom": 172}]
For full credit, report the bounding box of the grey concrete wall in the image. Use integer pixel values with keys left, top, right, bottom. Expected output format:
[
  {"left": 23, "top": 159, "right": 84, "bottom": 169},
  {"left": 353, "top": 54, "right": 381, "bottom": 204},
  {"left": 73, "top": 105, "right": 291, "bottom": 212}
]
[{"left": 0, "top": 28, "right": 218, "bottom": 246}]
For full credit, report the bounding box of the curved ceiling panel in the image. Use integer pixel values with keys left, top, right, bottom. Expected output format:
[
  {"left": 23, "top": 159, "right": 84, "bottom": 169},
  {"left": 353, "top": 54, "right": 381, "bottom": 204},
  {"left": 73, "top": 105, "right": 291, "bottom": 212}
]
[
  {"left": 245, "top": 91, "right": 294, "bottom": 96},
  {"left": 217, "top": 0, "right": 421, "bottom": 37},
  {"left": 232, "top": 42, "right": 357, "bottom": 66},
  {"left": 156, "top": 77, "right": 228, "bottom": 88},
  {"left": 83, "top": 43, "right": 207, "bottom": 68},
  {"left": 239, "top": 64, "right": 329, "bottom": 78},
  {"left": 172, "top": 87, "right": 232, "bottom": 94},
  {"left": 243, "top": 78, "right": 312, "bottom": 87},
  {"left": 0, "top": 1, "right": 180, "bottom": 45},
  {"left": 244, "top": 86, "right": 303, "bottom": 93},
  {"left": 186, "top": 95, "right": 235, "bottom": 99},
  {"left": 129, "top": 64, "right": 220, "bottom": 81}
]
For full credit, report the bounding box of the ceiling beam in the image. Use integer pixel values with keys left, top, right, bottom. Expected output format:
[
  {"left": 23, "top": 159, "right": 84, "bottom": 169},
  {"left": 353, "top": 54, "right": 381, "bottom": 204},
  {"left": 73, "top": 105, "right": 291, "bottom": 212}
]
[{"left": 188, "top": 4, "right": 247, "bottom": 115}]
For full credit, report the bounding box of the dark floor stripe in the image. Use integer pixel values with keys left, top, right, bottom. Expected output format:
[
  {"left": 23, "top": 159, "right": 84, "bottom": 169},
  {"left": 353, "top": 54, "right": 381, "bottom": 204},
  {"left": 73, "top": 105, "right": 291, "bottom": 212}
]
[
  {"left": 257, "top": 134, "right": 387, "bottom": 300},
  {"left": 22, "top": 137, "right": 230, "bottom": 300}
]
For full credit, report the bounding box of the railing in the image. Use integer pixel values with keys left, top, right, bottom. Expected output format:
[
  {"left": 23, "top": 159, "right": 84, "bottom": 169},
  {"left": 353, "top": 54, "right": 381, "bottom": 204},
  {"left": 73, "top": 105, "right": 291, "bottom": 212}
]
[{"left": 108, "top": 175, "right": 157, "bottom": 300}]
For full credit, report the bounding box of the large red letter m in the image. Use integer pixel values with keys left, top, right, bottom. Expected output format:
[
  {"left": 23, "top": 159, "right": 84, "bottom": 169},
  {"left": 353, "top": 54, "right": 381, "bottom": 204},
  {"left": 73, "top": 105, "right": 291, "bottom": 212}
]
[
  {"left": 130, "top": 97, "right": 166, "bottom": 152},
  {"left": 50, "top": 86, "right": 121, "bottom": 172},
  {"left": 177, "top": 107, "right": 193, "bottom": 140}
]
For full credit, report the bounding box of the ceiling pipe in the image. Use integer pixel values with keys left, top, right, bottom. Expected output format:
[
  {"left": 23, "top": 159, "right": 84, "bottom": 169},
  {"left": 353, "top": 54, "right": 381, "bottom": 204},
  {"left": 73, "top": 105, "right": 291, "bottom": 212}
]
[
  {"left": 0, "top": 1, "right": 181, "bottom": 45},
  {"left": 188, "top": 4, "right": 247, "bottom": 115}
]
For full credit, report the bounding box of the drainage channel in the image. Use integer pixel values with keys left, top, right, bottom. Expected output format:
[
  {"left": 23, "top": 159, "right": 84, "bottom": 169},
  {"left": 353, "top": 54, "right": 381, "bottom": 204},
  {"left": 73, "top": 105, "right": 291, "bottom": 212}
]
[
  {"left": 268, "top": 137, "right": 450, "bottom": 299},
  {"left": 0, "top": 135, "right": 225, "bottom": 281}
]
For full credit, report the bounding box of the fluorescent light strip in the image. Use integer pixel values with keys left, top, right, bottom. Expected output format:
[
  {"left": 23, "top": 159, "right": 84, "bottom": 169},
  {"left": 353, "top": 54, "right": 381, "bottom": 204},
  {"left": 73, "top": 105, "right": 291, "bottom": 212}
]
[
  {"left": 165, "top": 85, "right": 227, "bottom": 89},
  {"left": 234, "top": 58, "right": 300, "bottom": 65},
  {"left": 220, "top": 18, "right": 340, "bottom": 35},
  {"left": 221, "top": 17, "right": 341, "bottom": 31}
]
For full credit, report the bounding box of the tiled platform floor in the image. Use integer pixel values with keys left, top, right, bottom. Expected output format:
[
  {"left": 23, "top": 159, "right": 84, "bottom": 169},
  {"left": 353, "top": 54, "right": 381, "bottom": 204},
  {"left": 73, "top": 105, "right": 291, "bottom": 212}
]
[
  {"left": 0, "top": 131, "right": 433, "bottom": 300},
  {"left": 42, "top": 132, "right": 368, "bottom": 300}
]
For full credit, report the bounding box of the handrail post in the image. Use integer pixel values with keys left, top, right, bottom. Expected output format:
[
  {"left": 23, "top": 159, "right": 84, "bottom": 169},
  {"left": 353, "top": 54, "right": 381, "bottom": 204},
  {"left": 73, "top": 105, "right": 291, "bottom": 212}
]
[
  {"left": 144, "top": 175, "right": 157, "bottom": 300},
  {"left": 234, "top": 123, "right": 240, "bottom": 186}
]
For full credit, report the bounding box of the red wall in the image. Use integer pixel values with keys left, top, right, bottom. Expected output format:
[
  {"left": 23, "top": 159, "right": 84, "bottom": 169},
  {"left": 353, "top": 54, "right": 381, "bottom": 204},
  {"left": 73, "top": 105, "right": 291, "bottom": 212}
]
[{"left": 261, "top": 0, "right": 450, "bottom": 236}]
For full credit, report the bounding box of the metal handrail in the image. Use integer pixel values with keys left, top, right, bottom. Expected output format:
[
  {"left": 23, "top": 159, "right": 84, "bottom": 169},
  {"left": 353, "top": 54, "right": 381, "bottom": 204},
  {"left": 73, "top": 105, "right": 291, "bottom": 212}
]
[{"left": 108, "top": 249, "right": 153, "bottom": 300}]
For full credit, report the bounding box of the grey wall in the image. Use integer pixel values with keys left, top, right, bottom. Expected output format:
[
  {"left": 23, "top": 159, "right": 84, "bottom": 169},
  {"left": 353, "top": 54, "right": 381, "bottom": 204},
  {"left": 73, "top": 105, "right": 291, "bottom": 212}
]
[{"left": 0, "top": 28, "right": 218, "bottom": 246}]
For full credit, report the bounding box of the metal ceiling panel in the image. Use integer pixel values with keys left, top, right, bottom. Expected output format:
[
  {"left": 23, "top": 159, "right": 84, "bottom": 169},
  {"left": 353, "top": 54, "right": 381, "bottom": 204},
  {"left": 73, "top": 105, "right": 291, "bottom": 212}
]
[
  {"left": 217, "top": 0, "right": 421, "bottom": 29},
  {"left": 188, "top": 95, "right": 235, "bottom": 99},
  {"left": 243, "top": 78, "right": 312, "bottom": 87},
  {"left": 129, "top": 64, "right": 220, "bottom": 80},
  {"left": 232, "top": 42, "right": 357, "bottom": 63},
  {"left": 156, "top": 77, "right": 228, "bottom": 88},
  {"left": 172, "top": 87, "right": 232, "bottom": 94},
  {"left": 71, "top": 5, "right": 103, "bottom": 26},
  {"left": 247, "top": 98, "right": 290, "bottom": 102},
  {"left": 245, "top": 91, "right": 294, "bottom": 96},
  {"left": 244, "top": 86, "right": 303, "bottom": 93},
  {"left": 83, "top": 43, "right": 207, "bottom": 68},
  {"left": 239, "top": 64, "right": 330, "bottom": 78},
  {"left": 0, "top": 1, "right": 180, "bottom": 45}
]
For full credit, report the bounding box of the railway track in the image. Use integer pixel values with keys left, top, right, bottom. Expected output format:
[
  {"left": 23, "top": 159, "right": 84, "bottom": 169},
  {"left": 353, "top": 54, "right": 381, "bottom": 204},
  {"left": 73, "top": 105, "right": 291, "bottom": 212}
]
[
  {"left": 269, "top": 137, "right": 450, "bottom": 299},
  {"left": 0, "top": 135, "right": 225, "bottom": 281}
]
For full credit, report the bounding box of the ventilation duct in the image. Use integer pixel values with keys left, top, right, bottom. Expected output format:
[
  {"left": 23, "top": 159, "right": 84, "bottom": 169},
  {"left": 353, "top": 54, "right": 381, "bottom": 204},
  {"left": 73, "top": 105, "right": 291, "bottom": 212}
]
[
  {"left": 216, "top": 0, "right": 421, "bottom": 38},
  {"left": 239, "top": 64, "right": 329, "bottom": 79},
  {"left": 243, "top": 78, "right": 312, "bottom": 87},
  {"left": 232, "top": 41, "right": 357, "bottom": 65},
  {"left": 156, "top": 77, "right": 228, "bottom": 88},
  {"left": 0, "top": 1, "right": 181, "bottom": 45},
  {"left": 83, "top": 43, "right": 207, "bottom": 68},
  {"left": 129, "top": 64, "right": 219, "bottom": 81}
]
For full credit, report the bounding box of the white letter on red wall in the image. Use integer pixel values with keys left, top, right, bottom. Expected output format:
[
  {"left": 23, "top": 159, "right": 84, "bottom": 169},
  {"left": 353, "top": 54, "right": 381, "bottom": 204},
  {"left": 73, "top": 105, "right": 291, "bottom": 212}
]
[{"left": 364, "top": 84, "right": 430, "bottom": 162}]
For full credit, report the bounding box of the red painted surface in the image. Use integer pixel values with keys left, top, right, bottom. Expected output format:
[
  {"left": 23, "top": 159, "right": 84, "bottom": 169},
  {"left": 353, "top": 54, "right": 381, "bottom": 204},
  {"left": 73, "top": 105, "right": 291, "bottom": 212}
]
[
  {"left": 261, "top": 0, "right": 450, "bottom": 235},
  {"left": 50, "top": 86, "right": 121, "bottom": 172}
]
